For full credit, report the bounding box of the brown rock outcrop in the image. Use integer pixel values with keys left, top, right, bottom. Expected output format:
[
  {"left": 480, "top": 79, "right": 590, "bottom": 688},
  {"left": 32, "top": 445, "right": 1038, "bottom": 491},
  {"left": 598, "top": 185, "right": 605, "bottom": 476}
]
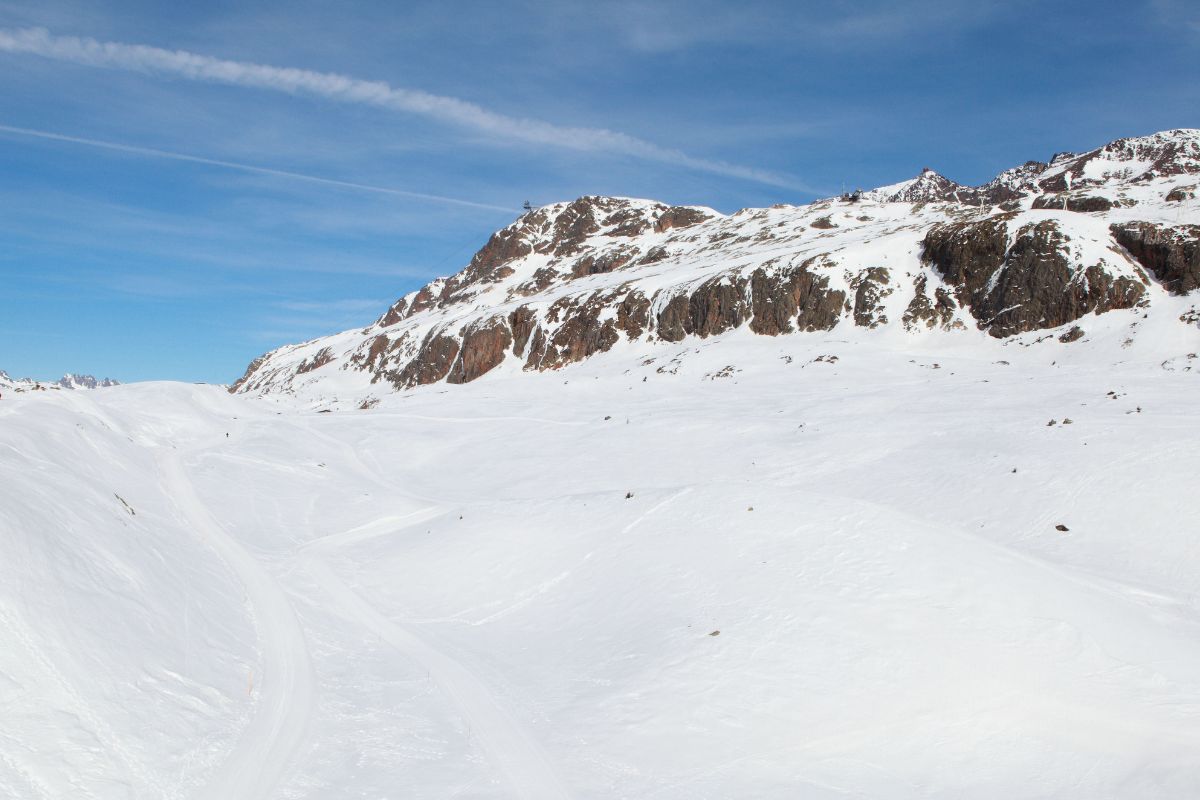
[
  {"left": 229, "top": 354, "right": 267, "bottom": 393},
  {"left": 1110, "top": 222, "right": 1200, "bottom": 294},
  {"left": 654, "top": 294, "right": 691, "bottom": 343},
  {"left": 536, "top": 198, "right": 603, "bottom": 257},
  {"left": 1031, "top": 194, "right": 1117, "bottom": 212},
  {"left": 377, "top": 298, "right": 408, "bottom": 327},
  {"left": 851, "top": 267, "right": 892, "bottom": 327},
  {"left": 654, "top": 206, "right": 712, "bottom": 233},
  {"left": 652, "top": 277, "right": 752, "bottom": 342},
  {"left": 296, "top": 347, "right": 335, "bottom": 375},
  {"left": 509, "top": 305, "right": 538, "bottom": 357},
  {"left": 571, "top": 245, "right": 639, "bottom": 278},
  {"left": 615, "top": 290, "right": 651, "bottom": 339},
  {"left": 447, "top": 318, "right": 512, "bottom": 384},
  {"left": 902, "top": 275, "right": 960, "bottom": 330},
  {"left": 349, "top": 334, "right": 393, "bottom": 374},
  {"left": 462, "top": 226, "right": 533, "bottom": 284},
  {"left": 391, "top": 330, "right": 460, "bottom": 388},
  {"left": 687, "top": 277, "right": 750, "bottom": 338},
  {"left": 748, "top": 261, "right": 846, "bottom": 335},
  {"left": 923, "top": 218, "right": 1146, "bottom": 336},
  {"left": 1166, "top": 185, "right": 1196, "bottom": 202},
  {"left": 529, "top": 293, "right": 621, "bottom": 369}
]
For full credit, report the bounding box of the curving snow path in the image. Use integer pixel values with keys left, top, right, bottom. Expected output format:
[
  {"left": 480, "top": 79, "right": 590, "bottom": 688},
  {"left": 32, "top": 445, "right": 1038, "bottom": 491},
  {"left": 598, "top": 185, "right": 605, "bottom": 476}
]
[
  {"left": 158, "top": 449, "right": 315, "bottom": 800},
  {"left": 301, "top": 512, "right": 572, "bottom": 800}
]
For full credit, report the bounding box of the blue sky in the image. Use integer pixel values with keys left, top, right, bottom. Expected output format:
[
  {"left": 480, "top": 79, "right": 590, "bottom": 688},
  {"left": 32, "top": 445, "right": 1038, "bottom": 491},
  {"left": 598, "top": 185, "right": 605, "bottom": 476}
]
[{"left": 0, "top": 0, "right": 1196, "bottom": 383}]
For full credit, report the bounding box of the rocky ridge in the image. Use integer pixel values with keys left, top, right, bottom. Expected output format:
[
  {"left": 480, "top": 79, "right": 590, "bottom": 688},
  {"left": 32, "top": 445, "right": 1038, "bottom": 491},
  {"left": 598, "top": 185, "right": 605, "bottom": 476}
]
[
  {"left": 232, "top": 129, "right": 1200, "bottom": 400},
  {"left": 0, "top": 371, "right": 120, "bottom": 393}
]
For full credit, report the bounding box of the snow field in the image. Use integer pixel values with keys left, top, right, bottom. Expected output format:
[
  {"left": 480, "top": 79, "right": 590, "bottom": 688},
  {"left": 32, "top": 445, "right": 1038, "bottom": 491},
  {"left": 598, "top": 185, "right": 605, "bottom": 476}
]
[{"left": 1, "top": 333, "right": 1199, "bottom": 798}]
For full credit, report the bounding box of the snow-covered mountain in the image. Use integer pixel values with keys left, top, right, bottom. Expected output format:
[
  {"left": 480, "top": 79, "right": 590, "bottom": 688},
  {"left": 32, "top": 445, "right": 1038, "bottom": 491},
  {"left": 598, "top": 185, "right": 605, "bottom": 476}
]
[
  {"left": 4, "top": 130, "right": 1200, "bottom": 799},
  {"left": 0, "top": 370, "right": 119, "bottom": 393},
  {"left": 55, "top": 373, "right": 121, "bottom": 390},
  {"left": 231, "top": 129, "right": 1200, "bottom": 404}
]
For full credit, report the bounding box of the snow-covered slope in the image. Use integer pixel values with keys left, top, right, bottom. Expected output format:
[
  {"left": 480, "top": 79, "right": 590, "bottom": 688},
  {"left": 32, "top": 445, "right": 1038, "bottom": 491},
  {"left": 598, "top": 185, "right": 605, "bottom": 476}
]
[
  {"left": 230, "top": 129, "right": 1200, "bottom": 407},
  {"left": 3, "top": 337, "right": 1200, "bottom": 798}
]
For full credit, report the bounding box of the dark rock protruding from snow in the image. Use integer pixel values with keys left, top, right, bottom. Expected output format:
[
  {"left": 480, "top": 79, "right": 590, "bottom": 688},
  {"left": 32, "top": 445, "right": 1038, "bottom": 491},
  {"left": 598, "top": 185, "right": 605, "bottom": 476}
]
[
  {"left": 1110, "top": 222, "right": 1200, "bottom": 295},
  {"left": 923, "top": 217, "right": 1147, "bottom": 337}
]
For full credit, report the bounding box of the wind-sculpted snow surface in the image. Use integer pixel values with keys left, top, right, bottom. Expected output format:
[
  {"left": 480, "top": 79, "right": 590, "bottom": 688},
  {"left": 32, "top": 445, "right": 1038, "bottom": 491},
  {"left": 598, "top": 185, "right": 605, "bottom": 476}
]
[
  {"left": 4, "top": 330, "right": 1200, "bottom": 797},
  {"left": 231, "top": 129, "right": 1200, "bottom": 406}
]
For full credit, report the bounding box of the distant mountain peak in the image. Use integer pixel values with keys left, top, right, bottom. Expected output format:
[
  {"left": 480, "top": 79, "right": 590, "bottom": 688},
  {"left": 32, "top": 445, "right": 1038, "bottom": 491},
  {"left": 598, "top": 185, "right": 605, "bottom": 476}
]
[
  {"left": 56, "top": 374, "right": 120, "bottom": 390},
  {"left": 0, "top": 372, "right": 120, "bottom": 393}
]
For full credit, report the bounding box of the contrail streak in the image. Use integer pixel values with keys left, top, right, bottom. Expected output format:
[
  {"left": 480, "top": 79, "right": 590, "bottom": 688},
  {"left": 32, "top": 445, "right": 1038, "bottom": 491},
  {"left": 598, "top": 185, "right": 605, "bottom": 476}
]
[
  {"left": 0, "top": 122, "right": 518, "bottom": 213},
  {"left": 0, "top": 27, "right": 809, "bottom": 191}
]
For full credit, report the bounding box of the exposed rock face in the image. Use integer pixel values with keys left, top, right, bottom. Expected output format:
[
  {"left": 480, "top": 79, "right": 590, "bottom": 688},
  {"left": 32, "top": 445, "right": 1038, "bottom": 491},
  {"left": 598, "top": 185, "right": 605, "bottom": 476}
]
[
  {"left": 687, "top": 277, "right": 750, "bottom": 339},
  {"left": 923, "top": 218, "right": 1146, "bottom": 337},
  {"left": 350, "top": 333, "right": 395, "bottom": 374},
  {"left": 540, "top": 198, "right": 604, "bottom": 257},
  {"left": 615, "top": 290, "right": 652, "bottom": 339},
  {"left": 642, "top": 278, "right": 751, "bottom": 343},
  {"left": 654, "top": 294, "right": 691, "bottom": 343},
  {"left": 447, "top": 318, "right": 512, "bottom": 384},
  {"left": 230, "top": 355, "right": 267, "bottom": 393},
  {"left": 1031, "top": 194, "right": 1117, "bottom": 213},
  {"left": 230, "top": 129, "right": 1200, "bottom": 399},
  {"left": 406, "top": 283, "right": 445, "bottom": 318},
  {"left": 377, "top": 299, "right": 407, "bottom": 327},
  {"left": 1110, "top": 223, "right": 1200, "bottom": 294},
  {"left": 748, "top": 263, "right": 845, "bottom": 335},
  {"left": 296, "top": 347, "right": 335, "bottom": 375},
  {"left": 391, "top": 331, "right": 460, "bottom": 388},
  {"left": 527, "top": 293, "right": 620, "bottom": 369},
  {"left": 902, "top": 275, "right": 961, "bottom": 331},
  {"left": 571, "top": 245, "right": 639, "bottom": 278},
  {"left": 654, "top": 206, "right": 712, "bottom": 233},
  {"left": 851, "top": 267, "right": 893, "bottom": 327},
  {"left": 509, "top": 305, "right": 538, "bottom": 357},
  {"left": 461, "top": 226, "right": 533, "bottom": 284}
]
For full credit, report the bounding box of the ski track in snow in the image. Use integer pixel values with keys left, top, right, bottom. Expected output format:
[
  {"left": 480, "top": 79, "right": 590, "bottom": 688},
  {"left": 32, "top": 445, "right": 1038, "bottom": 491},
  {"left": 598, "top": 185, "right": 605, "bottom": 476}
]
[
  {"left": 158, "top": 448, "right": 315, "bottom": 800},
  {"left": 300, "top": 511, "right": 572, "bottom": 800}
]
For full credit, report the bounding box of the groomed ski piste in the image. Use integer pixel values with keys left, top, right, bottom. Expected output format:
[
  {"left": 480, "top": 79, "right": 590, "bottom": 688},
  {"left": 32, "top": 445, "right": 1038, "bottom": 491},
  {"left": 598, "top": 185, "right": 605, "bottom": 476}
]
[{"left": 2, "top": 313, "right": 1199, "bottom": 798}]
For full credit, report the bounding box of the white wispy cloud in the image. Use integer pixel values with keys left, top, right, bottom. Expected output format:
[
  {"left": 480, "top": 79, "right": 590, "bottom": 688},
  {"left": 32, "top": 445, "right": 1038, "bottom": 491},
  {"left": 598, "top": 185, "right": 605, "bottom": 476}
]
[
  {"left": 0, "top": 26, "right": 807, "bottom": 191},
  {"left": 0, "top": 122, "right": 518, "bottom": 213}
]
